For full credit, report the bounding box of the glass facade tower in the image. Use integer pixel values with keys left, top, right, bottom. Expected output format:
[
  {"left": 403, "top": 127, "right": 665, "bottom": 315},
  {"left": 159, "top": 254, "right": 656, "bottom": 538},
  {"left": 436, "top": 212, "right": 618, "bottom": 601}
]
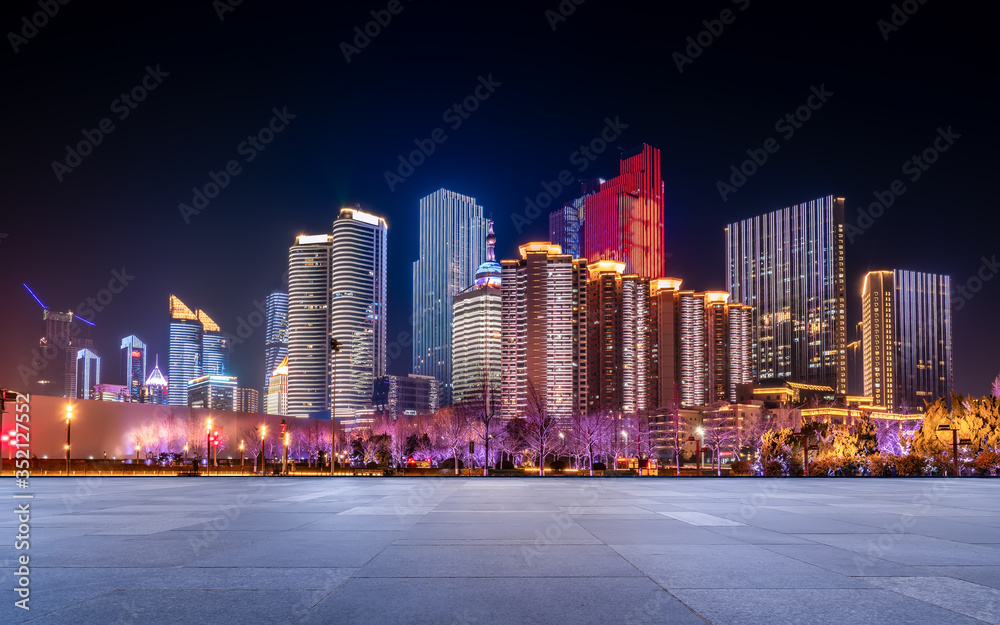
[
  {"left": 725, "top": 195, "right": 847, "bottom": 393},
  {"left": 412, "top": 189, "right": 487, "bottom": 405}
]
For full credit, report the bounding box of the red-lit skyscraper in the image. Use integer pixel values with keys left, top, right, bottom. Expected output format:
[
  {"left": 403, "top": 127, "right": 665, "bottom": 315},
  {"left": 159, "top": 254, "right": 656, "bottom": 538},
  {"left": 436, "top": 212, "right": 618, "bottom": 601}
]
[{"left": 584, "top": 144, "right": 665, "bottom": 278}]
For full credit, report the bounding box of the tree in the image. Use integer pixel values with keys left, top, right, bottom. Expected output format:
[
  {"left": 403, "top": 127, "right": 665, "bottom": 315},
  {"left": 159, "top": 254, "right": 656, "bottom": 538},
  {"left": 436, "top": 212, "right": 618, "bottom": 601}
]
[
  {"left": 992, "top": 372, "right": 1000, "bottom": 399},
  {"left": 664, "top": 392, "right": 684, "bottom": 476},
  {"left": 909, "top": 398, "right": 951, "bottom": 459},
  {"left": 626, "top": 410, "right": 655, "bottom": 475},
  {"left": 523, "top": 379, "right": 560, "bottom": 476},
  {"left": 702, "top": 404, "right": 737, "bottom": 476},
  {"left": 242, "top": 426, "right": 262, "bottom": 472},
  {"left": 500, "top": 417, "right": 529, "bottom": 467},
  {"left": 466, "top": 370, "right": 501, "bottom": 475},
  {"left": 376, "top": 414, "right": 410, "bottom": 468},
  {"left": 569, "top": 411, "right": 613, "bottom": 475},
  {"left": 433, "top": 406, "right": 469, "bottom": 474}
]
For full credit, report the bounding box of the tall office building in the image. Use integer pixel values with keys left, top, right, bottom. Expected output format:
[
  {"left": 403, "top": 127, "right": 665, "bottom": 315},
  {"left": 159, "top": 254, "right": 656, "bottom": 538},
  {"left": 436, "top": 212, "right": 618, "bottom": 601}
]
[
  {"left": 236, "top": 387, "right": 260, "bottom": 413},
  {"left": 452, "top": 220, "right": 502, "bottom": 406},
  {"left": 373, "top": 374, "right": 443, "bottom": 417},
  {"left": 120, "top": 335, "right": 147, "bottom": 402},
  {"left": 264, "top": 290, "right": 289, "bottom": 393},
  {"left": 34, "top": 309, "right": 94, "bottom": 398},
  {"left": 330, "top": 207, "right": 388, "bottom": 421},
  {"left": 500, "top": 243, "right": 588, "bottom": 420},
  {"left": 584, "top": 144, "right": 665, "bottom": 278},
  {"left": 585, "top": 261, "right": 651, "bottom": 414},
  {"left": 187, "top": 375, "right": 237, "bottom": 411},
  {"left": 168, "top": 295, "right": 203, "bottom": 406},
  {"left": 412, "top": 189, "right": 487, "bottom": 404},
  {"left": 266, "top": 355, "right": 288, "bottom": 416},
  {"left": 726, "top": 195, "right": 847, "bottom": 393},
  {"left": 200, "top": 311, "right": 229, "bottom": 375},
  {"left": 649, "top": 279, "right": 751, "bottom": 408},
  {"left": 862, "top": 270, "right": 952, "bottom": 410},
  {"left": 168, "top": 296, "right": 228, "bottom": 405},
  {"left": 549, "top": 179, "right": 602, "bottom": 260},
  {"left": 93, "top": 384, "right": 129, "bottom": 402},
  {"left": 287, "top": 234, "right": 332, "bottom": 418},
  {"left": 142, "top": 356, "right": 168, "bottom": 405},
  {"left": 74, "top": 348, "right": 100, "bottom": 399}
]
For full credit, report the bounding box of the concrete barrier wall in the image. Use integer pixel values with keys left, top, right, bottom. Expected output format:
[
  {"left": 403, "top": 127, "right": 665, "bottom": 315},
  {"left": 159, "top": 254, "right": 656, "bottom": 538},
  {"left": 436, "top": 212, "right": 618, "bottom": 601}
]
[{"left": 4, "top": 394, "right": 321, "bottom": 460}]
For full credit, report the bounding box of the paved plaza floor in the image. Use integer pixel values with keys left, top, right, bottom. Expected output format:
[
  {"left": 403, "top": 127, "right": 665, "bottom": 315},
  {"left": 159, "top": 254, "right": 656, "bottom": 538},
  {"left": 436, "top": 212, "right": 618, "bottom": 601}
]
[{"left": 3, "top": 477, "right": 999, "bottom": 624}]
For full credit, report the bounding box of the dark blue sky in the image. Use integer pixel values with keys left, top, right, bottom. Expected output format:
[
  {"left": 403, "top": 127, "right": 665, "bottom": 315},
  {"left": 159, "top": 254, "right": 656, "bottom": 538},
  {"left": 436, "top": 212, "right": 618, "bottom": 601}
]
[{"left": 2, "top": 0, "right": 997, "bottom": 396}]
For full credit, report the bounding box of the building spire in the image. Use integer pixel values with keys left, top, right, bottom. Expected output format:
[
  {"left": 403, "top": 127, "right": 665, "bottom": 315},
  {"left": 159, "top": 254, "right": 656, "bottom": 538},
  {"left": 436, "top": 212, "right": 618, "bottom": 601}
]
[{"left": 486, "top": 218, "right": 496, "bottom": 262}]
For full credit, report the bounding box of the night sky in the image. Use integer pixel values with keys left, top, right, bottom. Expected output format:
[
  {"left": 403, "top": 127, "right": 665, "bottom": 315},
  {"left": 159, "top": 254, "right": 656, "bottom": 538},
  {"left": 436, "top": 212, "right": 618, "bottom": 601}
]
[{"left": 1, "top": 1, "right": 997, "bottom": 397}]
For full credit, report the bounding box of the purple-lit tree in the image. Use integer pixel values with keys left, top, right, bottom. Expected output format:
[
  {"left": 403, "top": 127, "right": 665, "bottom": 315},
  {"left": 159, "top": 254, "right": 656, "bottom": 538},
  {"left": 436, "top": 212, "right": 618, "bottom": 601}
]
[
  {"left": 993, "top": 372, "right": 1000, "bottom": 399},
  {"left": 568, "top": 411, "right": 613, "bottom": 475},
  {"left": 524, "top": 379, "right": 560, "bottom": 476},
  {"left": 702, "top": 403, "right": 736, "bottom": 476},
  {"left": 242, "top": 426, "right": 262, "bottom": 472},
  {"left": 433, "top": 406, "right": 469, "bottom": 473}
]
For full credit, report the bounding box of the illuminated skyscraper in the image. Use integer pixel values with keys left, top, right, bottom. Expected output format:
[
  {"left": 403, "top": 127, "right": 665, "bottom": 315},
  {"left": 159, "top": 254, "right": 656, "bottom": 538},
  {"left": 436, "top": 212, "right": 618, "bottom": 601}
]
[
  {"left": 862, "top": 270, "right": 952, "bottom": 411},
  {"left": 330, "top": 207, "right": 388, "bottom": 421},
  {"left": 187, "top": 375, "right": 237, "bottom": 411},
  {"left": 74, "top": 348, "right": 100, "bottom": 399},
  {"left": 236, "top": 387, "right": 260, "bottom": 413},
  {"left": 264, "top": 290, "right": 289, "bottom": 391},
  {"left": 200, "top": 311, "right": 229, "bottom": 376},
  {"left": 500, "top": 243, "right": 588, "bottom": 420},
  {"left": 452, "top": 220, "right": 502, "bottom": 406},
  {"left": 726, "top": 195, "right": 847, "bottom": 393},
  {"left": 142, "top": 356, "right": 168, "bottom": 405},
  {"left": 412, "top": 189, "right": 487, "bottom": 404},
  {"left": 120, "top": 335, "right": 147, "bottom": 402},
  {"left": 549, "top": 179, "right": 601, "bottom": 260},
  {"left": 167, "top": 295, "right": 227, "bottom": 405},
  {"left": 266, "top": 355, "right": 288, "bottom": 416},
  {"left": 585, "top": 261, "right": 651, "bottom": 414},
  {"left": 168, "top": 295, "right": 202, "bottom": 406},
  {"left": 584, "top": 145, "right": 665, "bottom": 278},
  {"left": 648, "top": 279, "right": 751, "bottom": 408},
  {"left": 287, "top": 234, "right": 332, "bottom": 418}
]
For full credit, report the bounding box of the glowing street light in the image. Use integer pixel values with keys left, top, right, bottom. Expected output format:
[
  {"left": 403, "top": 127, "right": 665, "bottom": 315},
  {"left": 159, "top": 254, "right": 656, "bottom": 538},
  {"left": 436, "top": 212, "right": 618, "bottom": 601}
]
[
  {"left": 239, "top": 440, "right": 245, "bottom": 468},
  {"left": 260, "top": 425, "right": 267, "bottom": 475},
  {"left": 65, "top": 404, "right": 72, "bottom": 474}
]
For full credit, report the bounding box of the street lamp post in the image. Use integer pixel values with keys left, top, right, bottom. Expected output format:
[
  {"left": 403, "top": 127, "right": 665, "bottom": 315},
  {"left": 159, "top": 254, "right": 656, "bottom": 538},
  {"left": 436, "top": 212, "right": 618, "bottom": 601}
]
[
  {"left": 239, "top": 440, "right": 244, "bottom": 469},
  {"left": 621, "top": 430, "right": 628, "bottom": 471},
  {"left": 206, "top": 418, "right": 212, "bottom": 472},
  {"left": 260, "top": 425, "right": 267, "bottom": 475},
  {"left": 330, "top": 337, "right": 341, "bottom": 477},
  {"left": 183, "top": 442, "right": 188, "bottom": 461},
  {"left": 65, "top": 404, "right": 72, "bottom": 474}
]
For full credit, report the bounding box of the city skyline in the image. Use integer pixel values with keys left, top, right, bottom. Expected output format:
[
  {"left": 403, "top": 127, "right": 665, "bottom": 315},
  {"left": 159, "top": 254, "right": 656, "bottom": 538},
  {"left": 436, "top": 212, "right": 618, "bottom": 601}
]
[{"left": 1, "top": 2, "right": 996, "bottom": 400}]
